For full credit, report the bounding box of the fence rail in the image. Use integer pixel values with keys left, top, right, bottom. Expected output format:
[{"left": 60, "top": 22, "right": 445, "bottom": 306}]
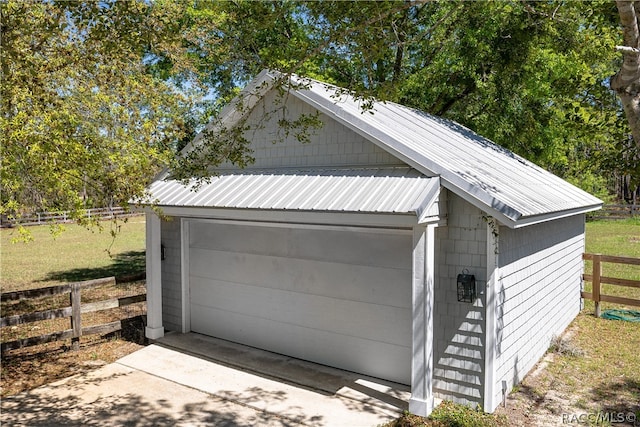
[
  {"left": 591, "top": 204, "right": 640, "bottom": 220},
  {"left": 1, "top": 207, "right": 142, "bottom": 228},
  {"left": 0, "top": 275, "right": 146, "bottom": 353},
  {"left": 581, "top": 253, "right": 640, "bottom": 317}
]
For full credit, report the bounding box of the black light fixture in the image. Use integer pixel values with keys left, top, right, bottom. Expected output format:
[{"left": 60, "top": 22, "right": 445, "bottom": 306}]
[
  {"left": 161, "top": 243, "right": 166, "bottom": 261},
  {"left": 457, "top": 269, "right": 476, "bottom": 303}
]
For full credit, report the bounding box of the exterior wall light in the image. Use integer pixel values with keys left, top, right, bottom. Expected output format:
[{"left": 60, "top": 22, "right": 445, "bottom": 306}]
[{"left": 457, "top": 269, "right": 476, "bottom": 303}]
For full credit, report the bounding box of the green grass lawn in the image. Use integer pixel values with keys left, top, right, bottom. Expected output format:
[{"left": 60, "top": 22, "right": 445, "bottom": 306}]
[
  {"left": 0, "top": 219, "right": 148, "bottom": 397},
  {"left": 584, "top": 218, "right": 640, "bottom": 313},
  {"left": 586, "top": 218, "right": 640, "bottom": 257},
  {"left": 0, "top": 219, "right": 146, "bottom": 293}
]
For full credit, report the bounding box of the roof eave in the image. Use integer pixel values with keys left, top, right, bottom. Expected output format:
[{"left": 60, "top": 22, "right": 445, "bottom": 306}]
[
  {"left": 439, "top": 176, "right": 603, "bottom": 228},
  {"left": 151, "top": 205, "right": 421, "bottom": 229},
  {"left": 507, "top": 203, "right": 603, "bottom": 229}
]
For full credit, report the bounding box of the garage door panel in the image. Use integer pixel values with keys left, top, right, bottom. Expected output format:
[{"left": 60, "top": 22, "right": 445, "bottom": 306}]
[
  {"left": 190, "top": 222, "right": 287, "bottom": 255},
  {"left": 190, "top": 276, "right": 411, "bottom": 346},
  {"left": 188, "top": 221, "right": 412, "bottom": 384},
  {"left": 190, "top": 222, "right": 411, "bottom": 270},
  {"left": 190, "top": 249, "right": 411, "bottom": 308},
  {"left": 190, "top": 304, "right": 411, "bottom": 384}
]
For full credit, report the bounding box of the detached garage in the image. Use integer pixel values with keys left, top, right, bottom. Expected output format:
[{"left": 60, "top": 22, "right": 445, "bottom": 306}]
[{"left": 142, "top": 70, "right": 602, "bottom": 416}]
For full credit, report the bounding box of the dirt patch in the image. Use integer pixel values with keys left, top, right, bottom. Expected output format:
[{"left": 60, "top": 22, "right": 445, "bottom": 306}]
[
  {"left": 1, "top": 281, "right": 148, "bottom": 399},
  {"left": 495, "top": 353, "right": 584, "bottom": 426},
  {"left": 495, "top": 316, "right": 640, "bottom": 427},
  {"left": 1, "top": 333, "right": 145, "bottom": 398}
]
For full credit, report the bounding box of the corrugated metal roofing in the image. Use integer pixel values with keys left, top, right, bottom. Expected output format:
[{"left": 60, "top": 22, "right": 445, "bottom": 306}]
[
  {"left": 286, "top": 73, "right": 602, "bottom": 226},
  {"left": 149, "top": 167, "right": 440, "bottom": 218},
  {"left": 150, "top": 70, "right": 602, "bottom": 227}
]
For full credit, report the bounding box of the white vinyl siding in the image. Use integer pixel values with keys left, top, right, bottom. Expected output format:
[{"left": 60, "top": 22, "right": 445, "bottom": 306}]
[{"left": 491, "top": 214, "right": 584, "bottom": 409}]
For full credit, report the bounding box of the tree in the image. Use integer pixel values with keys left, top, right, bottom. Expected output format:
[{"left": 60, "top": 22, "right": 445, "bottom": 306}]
[
  {"left": 612, "top": 0, "right": 640, "bottom": 147},
  {"left": 608, "top": 0, "right": 640, "bottom": 198},
  {"left": 266, "top": 1, "right": 626, "bottom": 195},
  {"left": 2, "top": 0, "right": 635, "bottom": 229},
  {"left": 0, "top": 1, "right": 196, "bottom": 228}
]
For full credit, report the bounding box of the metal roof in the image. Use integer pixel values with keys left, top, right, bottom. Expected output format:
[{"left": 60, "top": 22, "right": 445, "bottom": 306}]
[
  {"left": 285, "top": 73, "right": 602, "bottom": 227},
  {"left": 148, "top": 167, "right": 440, "bottom": 220},
  {"left": 151, "top": 70, "right": 602, "bottom": 228}
]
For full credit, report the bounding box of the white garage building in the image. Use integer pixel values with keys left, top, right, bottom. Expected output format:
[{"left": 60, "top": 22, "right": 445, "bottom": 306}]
[{"left": 142, "top": 70, "right": 602, "bottom": 415}]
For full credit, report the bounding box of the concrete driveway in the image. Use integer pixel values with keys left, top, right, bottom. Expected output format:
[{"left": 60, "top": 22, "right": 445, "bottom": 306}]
[{"left": 1, "top": 333, "right": 410, "bottom": 426}]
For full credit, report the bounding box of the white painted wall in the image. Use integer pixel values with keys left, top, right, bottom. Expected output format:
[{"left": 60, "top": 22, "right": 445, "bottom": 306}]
[
  {"left": 490, "top": 214, "right": 584, "bottom": 410},
  {"left": 433, "top": 192, "right": 488, "bottom": 407}
]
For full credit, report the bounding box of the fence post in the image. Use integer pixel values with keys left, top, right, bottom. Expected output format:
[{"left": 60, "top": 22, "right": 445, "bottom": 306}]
[
  {"left": 592, "top": 254, "right": 602, "bottom": 318},
  {"left": 70, "top": 283, "right": 82, "bottom": 350}
]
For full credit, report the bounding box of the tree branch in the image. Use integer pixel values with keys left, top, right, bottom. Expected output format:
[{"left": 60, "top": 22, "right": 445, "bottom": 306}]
[
  {"left": 288, "top": 1, "right": 415, "bottom": 76},
  {"left": 616, "top": 45, "right": 640, "bottom": 54},
  {"left": 611, "top": 0, "right": 640, "bottom": 91},
  {"left": 612, "top": 0, "right": 640, "bottom": 147}
]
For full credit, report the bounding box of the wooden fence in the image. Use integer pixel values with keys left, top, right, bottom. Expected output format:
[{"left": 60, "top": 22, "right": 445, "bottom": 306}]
[
  {"left": 590, "top": 204, "right": 640, "bottom": 220},
  {"left": 581, "top": 253, "right": 640, "bottom": 317},
  {"left": 1, "top": 275, "right": 146, "bottom": 353},
  {"left": 1, "top": 207, "right": 142, "bottom": 228}
]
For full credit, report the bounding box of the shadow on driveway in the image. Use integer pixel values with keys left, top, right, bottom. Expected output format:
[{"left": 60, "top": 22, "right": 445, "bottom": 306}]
[
  {"left": 1, "top": 333, "right": 409, "bottom": 426},
  {"left": 1, "top": 363, "right": 312, "bottom": 426}
]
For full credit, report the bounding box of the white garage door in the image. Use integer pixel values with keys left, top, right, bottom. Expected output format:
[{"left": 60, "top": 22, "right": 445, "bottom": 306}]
[{"left": 188, "top": 221, "right": 412, "bottom": 384}]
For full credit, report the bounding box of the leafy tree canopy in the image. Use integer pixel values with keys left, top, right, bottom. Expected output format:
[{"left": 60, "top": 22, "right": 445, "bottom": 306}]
[
  {"left": 1, "top": 0, "right": 198, "bottom": 225},
  {"left": 1, "top": 0, "right": 635, "bottom": 232},
  {"left": 302, "top": 1, "right": 631, "bottom": 195}
]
